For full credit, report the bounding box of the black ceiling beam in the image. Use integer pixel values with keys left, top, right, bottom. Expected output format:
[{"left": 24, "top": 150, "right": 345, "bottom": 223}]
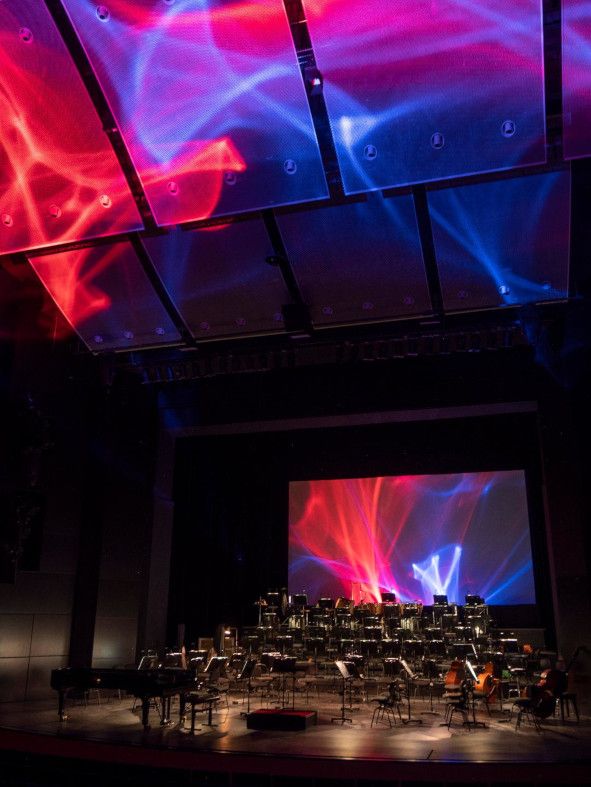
[
  {"left": 43, "top": 0, "right": 157, "bottom": 231},
  {"left": 262, "top": 210, "right": 313, "bottom": 336},
  {"left": 411, "top": 186, "right": 444, "bottom": 321},
  {"left": 128, "top": 234, "right": 195, "bottom": 348},
  {"left": 543, "top": 0, "right": 563, "bottom": 161},
  {"left": 283, "top": 0, "right": 345, "bottom": 200}
]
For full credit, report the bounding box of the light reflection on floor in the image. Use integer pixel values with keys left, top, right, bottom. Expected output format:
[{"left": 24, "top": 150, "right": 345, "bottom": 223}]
[{"left": 0, "top": 691, "right": 588, "bottom": 766}]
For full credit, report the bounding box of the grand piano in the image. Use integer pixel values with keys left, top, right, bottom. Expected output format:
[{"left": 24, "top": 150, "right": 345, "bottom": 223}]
[{"left": 50, "top": 667, "right": 197, "bottom": 729}]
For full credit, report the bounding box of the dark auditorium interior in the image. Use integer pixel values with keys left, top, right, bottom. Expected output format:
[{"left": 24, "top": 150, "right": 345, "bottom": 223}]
[{"left": 1, "top": 1, "right": 591, "bottom": 785}]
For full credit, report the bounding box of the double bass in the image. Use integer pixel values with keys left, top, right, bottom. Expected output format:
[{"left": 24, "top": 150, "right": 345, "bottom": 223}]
[{"left": 519, "top": 669, "right": 563, "bottom": 720}]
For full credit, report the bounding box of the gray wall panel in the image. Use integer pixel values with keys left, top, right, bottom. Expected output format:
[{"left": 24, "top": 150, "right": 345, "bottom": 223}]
[
  {"left": 0, "top": 658, "right": 28, "bottom": 703},
  {"left": 30, "top": 614, "right": 71, "bottom": 657},
  {"left": 26, "top": 656, "right": 68, "bottom": 700},
  {"left": 95, "top": 580, "right": 140, "bottom": 619},
  {"left": 92, "top": 617, "right": 137, "bottom": 666},
  {"left": 0, "top": 615, "right": 33, "bottom": 658},
  {"left": 0, "top": 573, "right": 74, "bottom": 615}
]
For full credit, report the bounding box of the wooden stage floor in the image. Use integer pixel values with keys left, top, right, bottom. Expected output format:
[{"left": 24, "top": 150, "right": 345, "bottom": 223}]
[{"left": 0, "top": 690, "right": 589, "bottom": 785}]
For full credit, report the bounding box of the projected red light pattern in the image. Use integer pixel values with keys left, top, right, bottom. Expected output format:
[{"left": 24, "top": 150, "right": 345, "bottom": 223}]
[
  {"left": 289, "top": 472, "right": 535, "bottom": 605},
  {"left": 28, "top": 241, "right": 180, "bottom": 349},
  {"left": 62, "top": 0, "right": 327, "bottom": 225},
  {"left": 0, "top": 0, "right": 141, "bottom": 255}
]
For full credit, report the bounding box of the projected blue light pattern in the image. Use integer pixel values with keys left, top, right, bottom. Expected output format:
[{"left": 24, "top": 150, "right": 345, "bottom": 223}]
[
  {"left": 277, "top": 192, "right": 430, "bottom": 326},
  {"left": 563, "top": 0, "right": 591, "bottom": 159},
  {"left": 304, "top": 0, "right": 546, "bottom": 194},
  {"left": 144, "top": 220, "right": 288, "bottom": 338},
  {"left": 289, "top": 471, "right": 536, "bottom": 605},
  {"left": 428, "top": 171, "right": 570, "bottom": 313},
  {"left": 28, "top": 241, "right": 180, "bottom": 351},
  {"left": 412, "top": 545, "right": 462, "bottom": 604},
  {"left": 61, "top": 0, "right": 328, "bottom": 226}
]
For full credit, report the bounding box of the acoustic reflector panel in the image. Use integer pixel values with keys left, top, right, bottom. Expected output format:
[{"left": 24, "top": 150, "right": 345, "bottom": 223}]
[
  {"left": 0, "top": 0, "right": 142, "bottom": 255},
  {"left": 562, "top": 0, "right": 591, "bottom": 160},
  {"left": 28, "top": 241, "right": 180, "bottom": 350},
  {"left": 277, "top": 192, "right": 430, "bottom": 326},
  {"left": 304, "top": 0, "right": 546, "bottom": 194},
  {"left": 61, "top": 0, "right": 328, "bottom": 226},
  {"left": 144, "top": 219, "right": 289, "bottom": 338},
  {"left": 429, "top": 170, "right": 570, "bottom": 313}
]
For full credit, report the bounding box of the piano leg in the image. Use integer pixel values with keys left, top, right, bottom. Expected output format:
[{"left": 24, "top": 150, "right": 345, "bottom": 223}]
[
  {"left": 141, "top": 697, "right": 150, "bottom": 729},
  {"left": 58, "top": 690, "right": 67, "bottom": 721},
  {"left": 161, "top": 696, "right": 172, "bottom": 725}
]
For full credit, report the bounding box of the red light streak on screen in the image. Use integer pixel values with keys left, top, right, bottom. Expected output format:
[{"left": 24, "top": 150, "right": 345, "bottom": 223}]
[
  {"left": 0, "top": 9, "right": 141, "bottom": 255},
  {"left": 289, "top": 473, "right": 510, "bottom": 604}
]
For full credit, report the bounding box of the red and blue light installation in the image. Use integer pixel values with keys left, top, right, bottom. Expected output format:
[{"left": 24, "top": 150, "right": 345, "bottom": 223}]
[
  {"left": 144, "top": 219, "right": 288, "bottom": 338},
  {"left": 304, "top": 0, "right": 546, "bottom": 194},
  {"left": 0, "top": 0, "right": 142, "bottom": 256},
  {"left": 28, "top": 241, "right": 180, "bottom": 350},
  {"left": 562, "top": 0, "right": 591, "bottom": 159},
  {"left": 289, "top": 471, "right": 536, "bottom": 605},
  {"left": 428, "top": 171, "right": 570, "bottom": 313},
  {"left": 61, "top": 0, "right": 328, "bottom": 226},
  {"left": 277, "top": 192, "right": 431, "bottom": 325}
]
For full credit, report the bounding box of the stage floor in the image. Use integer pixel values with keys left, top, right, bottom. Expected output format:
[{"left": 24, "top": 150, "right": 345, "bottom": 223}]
[{"left": 1, "top": 690, "right": 590, "bottom": 784}]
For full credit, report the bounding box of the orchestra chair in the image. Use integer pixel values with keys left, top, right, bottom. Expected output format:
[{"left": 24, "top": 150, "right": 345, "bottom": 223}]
[
  {"left": 559, "top": 690, "right": 580, "bottom": 723},
  {"left": 510, "top": 690, "right": 555, "bottom": 731},
  {"left": 200, "top": 656, "right": 230, "bottom": 712},
  {"left": 550, "top": 669, "right": 579, "bottom": 723},
  {"left": 445, "top": 682, "right": 484, "bottom": 729},
  {"left": 371, "top": 681, "right": 403, "bottom": 727}
]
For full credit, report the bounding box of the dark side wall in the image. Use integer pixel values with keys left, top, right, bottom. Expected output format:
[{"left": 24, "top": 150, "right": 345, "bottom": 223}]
[{"left": 0, "top": 323, "right": 157, "bottom": 700}]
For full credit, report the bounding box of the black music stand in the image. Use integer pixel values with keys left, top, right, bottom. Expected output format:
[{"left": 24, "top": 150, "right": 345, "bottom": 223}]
[
  {"left": 420, "top": 659, "right": 441, "bottom": 716},
  {"left": 398, "top": 659, "right": 422, "bottom": 725},
  {"left": 271, "top": 656, "right": 297, "bottom": 709},
  {"left": 332, "top": 661, "right": 353, "bottom": 724},
  {"left": 238, "top": 658, "right": 257, "bottom": 716}
]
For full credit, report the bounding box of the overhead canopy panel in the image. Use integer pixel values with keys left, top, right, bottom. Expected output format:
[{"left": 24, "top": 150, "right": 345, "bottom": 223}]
[
  {"left": 28, "top": 241, "right": 180, "bottom": 351},
  {"left": 61, "top": 0, "right": 328, "bottom": 226},
  {"left": 0, "top": 0, "right": 142, "bottom": 255},
  {"left": 562, "top": 0, "right": 591, "bottom": 160},
  {"left": 144, "top": 220, "right": 288, "bottom": 338},
  {"left": 429, "top": 171, "right": 571, "bottom": 313},
  {"left": 277, "top": 192, "right": 431, "bottom": 326},
  {"left": 304, "top": 0, "right": 546, "bottom": 194}
]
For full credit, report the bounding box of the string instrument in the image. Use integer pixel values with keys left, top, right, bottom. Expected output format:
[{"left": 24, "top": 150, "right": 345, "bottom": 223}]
[
  {"left": 474, "top": 661, "right": 498, "bottom": 700},
  {"left": 519, "top": 668, "right": 563, "bottom": 719},
  {"left": 444, "top": 659, "right": 466, "bottom": 690}
]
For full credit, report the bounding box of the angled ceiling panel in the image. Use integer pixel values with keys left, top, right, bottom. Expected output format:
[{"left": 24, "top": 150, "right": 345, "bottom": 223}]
[
  {"left": 304, "top": 0, "right": 546, "bottom": 194},
  {"left": 28, "top": 241, "right": 181, "bottom": 351},
  {"left": 144, "top": 220, "right": 288, "bottom": 338},
  {"left": 0, "top": 0, "right": 142, "bottom": 256},
  {"left": 429, "top": 171, "right": 570, "bottom": 313},
  {"left": 276, "top": 192, "right": 431, "bottom": 326},
  {"left": 61, "top": 0, "right": 328, "bottom": 226},
  {"left": 563, "top": 0, "right": 591, "bottom": 160}
]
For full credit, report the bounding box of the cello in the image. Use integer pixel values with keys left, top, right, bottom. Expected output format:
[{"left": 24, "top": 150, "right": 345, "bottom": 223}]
[{"left": 516, "top": 669, "right": 561, "bottom": 722}]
